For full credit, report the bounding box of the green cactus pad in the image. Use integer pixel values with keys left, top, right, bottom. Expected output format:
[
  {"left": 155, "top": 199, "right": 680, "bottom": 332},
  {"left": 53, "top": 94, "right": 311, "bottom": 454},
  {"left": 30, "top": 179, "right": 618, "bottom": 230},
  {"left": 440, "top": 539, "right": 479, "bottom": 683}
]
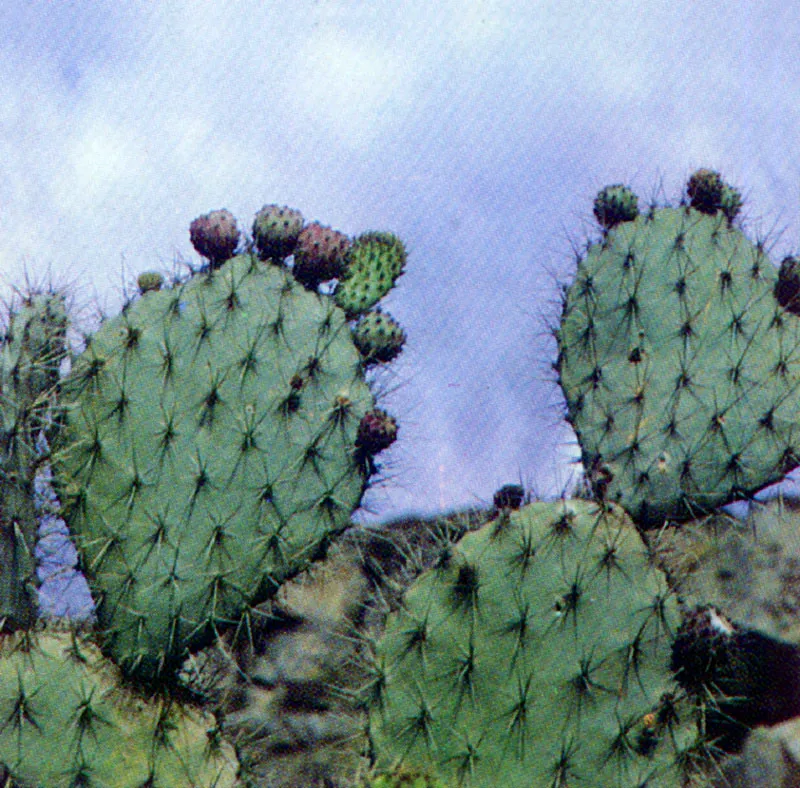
[
  {"left": 557, "top": 200, "right": 800, "bottom": 526},
  {"left": 0, "top": 294, "right": 68, "bottom": 631},
  {"left": 335, "top": 232, "right": 406, "bottom": 317},
  {"left": 53, "top": 253, "right": 376, "bottom": 679},
  {"left": 0, "top": 628, "right": 238, "bottom": 787},
  {"left": 368, "top": 500, "right": 703, "bottom": 788}
]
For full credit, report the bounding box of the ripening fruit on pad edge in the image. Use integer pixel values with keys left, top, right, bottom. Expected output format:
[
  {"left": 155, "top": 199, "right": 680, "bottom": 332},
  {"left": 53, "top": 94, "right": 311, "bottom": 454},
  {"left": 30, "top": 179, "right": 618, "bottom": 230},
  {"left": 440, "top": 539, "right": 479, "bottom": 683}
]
[
  {"left": 367, "top": 500, "right": 704, "bottom": 788},
  {"left": 53, "top": 253, "right": 375, "bottom": 680}
]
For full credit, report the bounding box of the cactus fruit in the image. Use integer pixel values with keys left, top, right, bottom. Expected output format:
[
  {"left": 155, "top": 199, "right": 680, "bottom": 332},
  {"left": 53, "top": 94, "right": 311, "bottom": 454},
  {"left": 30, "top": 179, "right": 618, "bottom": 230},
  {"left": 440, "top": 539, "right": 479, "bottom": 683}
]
[
  {"left": 492, "top": 483, "right": 525, "bottom": 510},
  {"left": 685, "top": 169, "right": 743, "bottom": 223},
  {"left": 52, "top": 245, "right": 384, "bottom": 680},
  {"left": 0, "top": 627, "right": 238, "bottom": 787},
  {"left": 0, "top": 293, "right": 68, "bottom": 632},
  {"left": 189, "top": 209, "right": 240, "bottom": 266},
  {"left": 352, "top": 310, "right": 407, "bottom": 365},
  {"left": 356, "top": 409, "right": 398, "bottom": 457},
  {"left": 593, "top": 184, "right": 640, "bottom": 229},
  {"left": 335, "top": 232, "right": 407, "bottom": 317},
  {"left": 367, "top": 500, "right": 705, "bottom": 787},
  {"left": 557, "top": 174, "right": 800, "bottom": 526},
  {"left": 252, "top": 204, "right": 305, "bottom": 261},
  {"left": 292, "top": 222, "right": 351, "bottom": 288},
  {"left": 775, "top": 255, "right": 800, "bottom": 315},
  {"left": 136, "top": 271, "right": 164, "bottom": 294}
]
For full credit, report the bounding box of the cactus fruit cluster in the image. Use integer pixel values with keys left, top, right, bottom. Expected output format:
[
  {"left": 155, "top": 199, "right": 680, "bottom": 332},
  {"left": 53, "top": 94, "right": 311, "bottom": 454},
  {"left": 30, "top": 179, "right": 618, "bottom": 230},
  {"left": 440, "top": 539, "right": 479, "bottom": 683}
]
[{"left": 0, "top": 169, "right": 798, "bottom": 785}]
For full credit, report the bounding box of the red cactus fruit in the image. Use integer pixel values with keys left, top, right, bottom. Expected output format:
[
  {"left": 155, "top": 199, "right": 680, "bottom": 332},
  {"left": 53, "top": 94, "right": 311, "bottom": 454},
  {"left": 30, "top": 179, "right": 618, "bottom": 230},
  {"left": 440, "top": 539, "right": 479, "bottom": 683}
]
[
  {"left": 292, "top": 222, "right": 351, "bottom": 288},
  {"left": 190, "top": 209, "right": 240, "bottom": 266},
  {"left": 356, "top": 409, "right": 397, "bottom": 455}
]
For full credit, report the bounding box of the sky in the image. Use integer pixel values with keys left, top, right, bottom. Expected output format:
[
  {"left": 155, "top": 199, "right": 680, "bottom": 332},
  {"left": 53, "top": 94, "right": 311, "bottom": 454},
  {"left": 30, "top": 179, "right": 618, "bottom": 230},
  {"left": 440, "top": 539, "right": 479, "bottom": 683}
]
[{"left": 4, "top": 1, "right": 800, "bottom": 544}]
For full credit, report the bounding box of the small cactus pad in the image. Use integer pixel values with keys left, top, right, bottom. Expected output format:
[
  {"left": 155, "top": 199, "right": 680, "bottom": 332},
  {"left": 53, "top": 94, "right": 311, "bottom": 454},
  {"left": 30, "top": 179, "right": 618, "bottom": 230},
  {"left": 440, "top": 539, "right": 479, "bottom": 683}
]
[
  {"left": 292, "top": 222, "right": 351, "bottom": 288},
  {"left": 557, "top": 184, "right": 800, "bottom": 526},
  {"left": 253, "top": 204, "right": 304, "bottom": 261},
  {"left": 136, "top": 271, "right": 164, "bottom": 294},
  {"left": 368, "top": 500, "right": 703, "bottom": 787},
  {"left": 352, "top": 310, "right": 406, "bottom": 364},
  {"left": 53, "top": 252, "right": 377, "bottom": 679},
  {"left": 190, "top": 209, "right": 240, "bottom": 266},
  {"left": 0, "top": 629, "right": 238, "bottom": 787},
  {"left": 0, "top": 293, "right": 68, "bottom": 631},
  {"left": 593, "top": 184, "right": 640, "bottom": 229},
  {"left": 335, "top": 232, "right": 406, "bottom": 317}
]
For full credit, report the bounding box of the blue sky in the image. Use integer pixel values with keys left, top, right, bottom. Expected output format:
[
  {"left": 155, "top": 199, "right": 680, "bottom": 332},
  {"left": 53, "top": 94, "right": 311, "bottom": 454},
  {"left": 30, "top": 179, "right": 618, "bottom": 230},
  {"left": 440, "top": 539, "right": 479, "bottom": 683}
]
[{"left": 3, "top": 2, "right": 800, "bottom": 527}]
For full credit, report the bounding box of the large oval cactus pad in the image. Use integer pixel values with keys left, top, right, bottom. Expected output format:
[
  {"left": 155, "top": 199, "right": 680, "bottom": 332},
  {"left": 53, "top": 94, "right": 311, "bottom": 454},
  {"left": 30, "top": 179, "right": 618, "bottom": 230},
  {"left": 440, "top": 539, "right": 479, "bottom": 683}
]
[
  {"left": 558, "top": 206, "right": 800, "bottom": 526},
  {"left": 54, "top": 254, "right": 374, "bottom": 679},
  {"left": 368, "top": 500, "right": 704, "bottom": 787}
]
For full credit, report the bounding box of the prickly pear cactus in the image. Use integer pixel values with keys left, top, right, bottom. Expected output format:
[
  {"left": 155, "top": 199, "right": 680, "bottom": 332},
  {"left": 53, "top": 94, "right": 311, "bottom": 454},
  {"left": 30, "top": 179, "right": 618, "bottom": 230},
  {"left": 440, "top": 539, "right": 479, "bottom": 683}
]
[
  {"left": 52, "top": 216, "right": 402, "bottom": 679},
  {"left": 367, "top": 500, "right": 705, "bottom": 787},
  {"left": 557, "top": 171, "right": 800, "bottom": 526},
  {"left": 0, "top": 627, "right": 238, "bottom": 787},
  {"left": 0, "top": 293, "right": 68, "bottom": 632}
]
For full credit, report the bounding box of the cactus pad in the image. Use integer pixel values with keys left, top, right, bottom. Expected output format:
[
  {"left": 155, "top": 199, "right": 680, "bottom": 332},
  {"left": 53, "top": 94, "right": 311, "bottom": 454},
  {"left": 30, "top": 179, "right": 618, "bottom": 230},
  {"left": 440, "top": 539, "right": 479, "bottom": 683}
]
[
  {"left": 0, "top": 628, "right": 238, "bottom": 787},
  {"left": 54, "top": 252, "right": 377, "bottom": 679},
  {"left": 335, "top": 232, "right": 406, "bottom": 317},
  {"left": 557, "top": 184, "right": 800, "bottom": 526},
  {"left": 368, "top": 500, "right": 703, "bottom": 787}
]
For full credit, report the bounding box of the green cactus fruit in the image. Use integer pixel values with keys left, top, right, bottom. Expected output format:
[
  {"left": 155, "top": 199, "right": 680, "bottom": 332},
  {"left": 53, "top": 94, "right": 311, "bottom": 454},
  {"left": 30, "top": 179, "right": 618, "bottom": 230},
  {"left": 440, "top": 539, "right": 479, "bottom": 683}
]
[
  {"left": 190, "top": 209, "right": 240, "bottom": 266},
  {"left": 0, "top": 293, "right": 68, "bottom": 632},
  {"left": 557, "top": 184, "right": 800, "bottom": 526},
  {"left": 0, "top": 627, "right": 238, "bottom": 787},
  {"left": 253, "top": 204, "right": 305, "bottom": 261},
  {"left": 292, "top": 222, "right": 351, "bottom": 288},
  {"left": 352, "top": 310, "right": 406, "bottom": 365},
  {"left": 334, "top": 232, "right": 406, "bottom": 317},
  {"left": 53, "top": 250, "right": 378, "bottom": 680},
  {"left": 136, "top": 271, "right": 164, "bottom": 294},
  {"left": 367, "top": 500, "right": 705, "bottom": 788},
  {"left": 593, "top": 184, "right": 640, "bottom": 229}
]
